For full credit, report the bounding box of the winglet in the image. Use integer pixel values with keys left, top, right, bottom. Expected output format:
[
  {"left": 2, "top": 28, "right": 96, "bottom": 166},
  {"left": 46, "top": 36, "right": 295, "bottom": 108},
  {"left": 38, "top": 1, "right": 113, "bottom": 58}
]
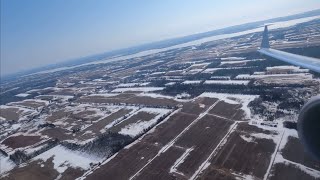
[{"left": 261, "top": 25, "right": 270, "bottom": 49}]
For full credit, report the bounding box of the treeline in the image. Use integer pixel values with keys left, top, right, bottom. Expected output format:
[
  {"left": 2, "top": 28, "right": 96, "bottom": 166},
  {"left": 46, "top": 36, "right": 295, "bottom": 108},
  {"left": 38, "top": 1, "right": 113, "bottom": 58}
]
[{"left": 163, "top": 83, "right": 306, "bottom": 98}]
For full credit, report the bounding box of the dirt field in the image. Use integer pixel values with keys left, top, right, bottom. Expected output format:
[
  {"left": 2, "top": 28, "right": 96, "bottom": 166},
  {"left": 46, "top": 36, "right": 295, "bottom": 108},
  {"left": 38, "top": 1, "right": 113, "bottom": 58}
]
[
  {"left": 197, "top": 167, "right": 237, "bottom": 180},
  {"left": 181, "top": 97, "right": 217, "bottom": 115},
  {"left": 84, "top": 96, "right": 236, "bottom": 180},
  {"left": 281, "top": 136, "right": 320, "bottom": 171},
  {"left": 10, "top": 100, "right": 47, "bottom": 109},
  {"left": 48, "top": 89, "right": 76, "bottom": 96},
  {"left": 208, "top": 101, "right": 245, "bottom": 121},
  {"left": 236, "top": 122, "right": 275, "bottom": 135},
  {"left": 175, "top": 115, "right": 233, "bottom": 178},
  {"left": 268, "top": 163, "right": 318, "bottom": 180},
  {"left": 80, "top": 108, "right": 132, "bottom": 135},
  {"left": 41, "top": 128, "right": 73, "bottom": 141},
  {"left": 77, "top": 93, "right": 135, "bottom": 104},
  {"left": 47, "top": 107, "right": 105, "bottom": 124},
  {"left": 85, "top": 110, "right": 199, "bottom": 180},
  {"left": 134, "top": 146, "right": 185, "bottom": 180},
  {"left": 85, "top": 142, "right": 161, "bottom": 180},
  {"left": 46, "top": 110, "right": 69, "bottom": 123},
  {"left": 0, "top": 107, "right": 24, "bottom": 121},
  {"left": 199, "top": 123, "right": 277, "bottom": 179},
  {"left": 2, "top": 135, "right": 42, "bottom": 149},
  {"left": 126, "top": 96, "right": 179, "bottom": 107},
  {"left": 142, "top": 112, "right": 197, "bottom": 146},
  {"left": 71, "top": 110, "right": 101, "bottom": 121}
]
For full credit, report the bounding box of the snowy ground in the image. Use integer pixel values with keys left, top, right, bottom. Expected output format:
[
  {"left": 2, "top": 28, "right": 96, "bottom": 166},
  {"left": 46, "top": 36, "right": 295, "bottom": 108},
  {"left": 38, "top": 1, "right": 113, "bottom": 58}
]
[
  {"left": 204, "top": 80, "right": 250, "bottom": 85},
  {"left": 0, "top": 154, "right": 15, "bottom": 174},
  {"left": 112, "top": 87, "right": 165, "bottom": 93},
  {"left": 34, "top": 145, "right": 100, "bottom": 174},
  {"left": 118, "top": 108, "right": 172, "bottom": 138}
]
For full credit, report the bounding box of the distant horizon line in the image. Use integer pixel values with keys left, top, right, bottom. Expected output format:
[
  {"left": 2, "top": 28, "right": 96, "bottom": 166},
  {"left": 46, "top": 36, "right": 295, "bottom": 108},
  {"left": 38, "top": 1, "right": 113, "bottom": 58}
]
[{"left": 2, "top": 8, "right": 320, "bottom": 80}]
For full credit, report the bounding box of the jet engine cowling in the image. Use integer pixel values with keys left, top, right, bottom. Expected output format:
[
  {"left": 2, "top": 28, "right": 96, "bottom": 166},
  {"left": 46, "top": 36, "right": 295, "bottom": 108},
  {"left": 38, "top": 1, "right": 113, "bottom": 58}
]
[{"left": 297, "top": 95, "right": 320, "bottom": 160}]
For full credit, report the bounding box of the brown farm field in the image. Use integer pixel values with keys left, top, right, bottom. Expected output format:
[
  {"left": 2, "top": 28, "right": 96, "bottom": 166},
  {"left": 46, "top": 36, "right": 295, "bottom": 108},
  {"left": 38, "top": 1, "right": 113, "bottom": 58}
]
[
  {"left": 198, "top": 123, "right": 277, "bottom": 179},
  {"left": 0, "top": 107, "right": 21, "bottom": 121},
  {"left": 208, "top": 101, "right": 245, "bottom": 121},
  {"left": 281, "top": 136, "right": 320, "bottom": 171},
  {"left": 2, "top": 135, "right": 43, "bottom": 149},
  {"left": 84, "top": 97, "right": 255, "bottom": 180},
  {"left": 175, "top": 115, "right": 234, "bottom": 178},
  {"left": 9, "top": 100, "right": 47, "bottom": 109}
]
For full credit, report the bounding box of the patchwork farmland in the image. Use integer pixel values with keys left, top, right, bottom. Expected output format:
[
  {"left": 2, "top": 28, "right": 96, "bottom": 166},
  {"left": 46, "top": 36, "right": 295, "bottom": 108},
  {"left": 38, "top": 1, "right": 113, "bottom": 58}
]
[{"left": 1, "top": 17, "right": 320, "bottom": 180}]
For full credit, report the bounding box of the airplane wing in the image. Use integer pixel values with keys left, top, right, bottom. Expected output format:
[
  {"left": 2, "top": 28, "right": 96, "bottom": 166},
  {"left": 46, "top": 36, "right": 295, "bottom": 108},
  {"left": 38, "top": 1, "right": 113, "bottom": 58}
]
[{"left": 258, "top": 26, "right": 320, "bottom": 73}]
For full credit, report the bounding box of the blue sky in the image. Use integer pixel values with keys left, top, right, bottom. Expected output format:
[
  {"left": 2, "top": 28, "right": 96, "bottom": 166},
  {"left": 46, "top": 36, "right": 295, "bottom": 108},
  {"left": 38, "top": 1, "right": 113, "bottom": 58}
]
[{"left": 1, "top": 0, "right": 319, "bottom": 76}]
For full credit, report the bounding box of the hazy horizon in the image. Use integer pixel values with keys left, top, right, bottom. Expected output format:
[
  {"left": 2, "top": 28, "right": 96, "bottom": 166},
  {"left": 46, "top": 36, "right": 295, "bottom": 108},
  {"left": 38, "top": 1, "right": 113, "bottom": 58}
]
[{"left": 1, "top": 0, "right": 320, "bottom": 77}]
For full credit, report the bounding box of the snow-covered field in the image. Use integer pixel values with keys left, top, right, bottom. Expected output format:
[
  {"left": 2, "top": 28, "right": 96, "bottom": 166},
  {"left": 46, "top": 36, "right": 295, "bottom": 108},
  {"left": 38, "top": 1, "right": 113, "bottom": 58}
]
[
  {"left": 15, "top": 93, "right": 31, "bottom": 97},
  {"left": 182, "top": 80, "right": 202, "bottom": 85},
  {"left": 235, "top": 73, "right": 314, "bottom": 80},
  {"left": 116, "top": 82, "right": 150, "bottom": 88},
  {"left": 204, "top": 80, "right": 250, "bottom": 85},
  {"left": 34, "top": 145, "right": 100, "bottom": 174},
  {"left": 220, "top": 59, "right": 264, "bottom": 65},
  {"left": 112, "top": 87, "right": 165, "bottom": 93},
  {"left": 202, "top": 67, "right": 254, "bottom": 74},
  {"left": 0, "top": 105, "right": 39, "bottom": 121},
  {"left": 118, "top": 108, "right": 171, "bottom": 137},
  {"left": 210, "top": 76, "right": 231, "bottom": 80},
  {"left": 0, "top": 154, "right": 15, "bottom": 174},
  {"left": 88, "top": 93, "right": 119, "bottom": 97},
  {"left": 266, "top": 66, "right": 309, "bottom": 73},
  {"left": 221, "top": 57, "right": 246, "bottom": 61}
]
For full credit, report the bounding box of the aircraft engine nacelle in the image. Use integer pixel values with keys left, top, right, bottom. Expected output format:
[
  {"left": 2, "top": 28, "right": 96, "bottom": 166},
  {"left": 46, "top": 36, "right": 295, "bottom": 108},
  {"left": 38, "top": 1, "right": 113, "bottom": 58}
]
[{"left": 297, "top": 95, "right": 320, "bottom": 160}]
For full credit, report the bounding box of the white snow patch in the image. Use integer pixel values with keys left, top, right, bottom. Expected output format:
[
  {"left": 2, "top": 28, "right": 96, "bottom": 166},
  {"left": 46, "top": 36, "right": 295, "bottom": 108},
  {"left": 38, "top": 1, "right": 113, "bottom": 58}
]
[
  {"left": 279, "top": 129, "right": 298, "bottom": 151},
  {"left": 15, "top": 93, "right": 30, "bottom": 97},
  {"left": 182, "top": 80, "right": 202, "bottom": 84},
  {"left": 116, "top": 83, "right": 140, "bottom": 88},
  {"left": 137, "top": 93, "right": 174, "bottom": 99},
  {"left": 235, "top": 73, "right": 313, "bottom": 80},
  {"left": 266, "top": 66, "right": 309, "bottom": 73},
  {"left": 210, "top": 76, "right": 231, "bottom": 80},
  {"left": 204, "top": 80, "right": 249, "bottom": 85},
  {"left": 220, "top": 60, "right": 249, "bottom": 65},
  {"left": 88, "top": 93, "right": 119, "bottom": 97},
  {"left": 112, "top": 87, "right": 164, "bottom": 93},
  {"left": 202, "top": 67, "right": 257, "bottom": 74},
  {"left": 34, "top": 145, "right": 100, "bottom": 174},
  {"left": 221, "top": 57, "right": 246, "bottom": 61},
  {"left": 118, "top": 108, "right": 171, "bottom": 137},
  {"left": 165, "top": 82, "right": 176, "bottom": 86},
  {"left": 240, "top": 134, "right": 254, "bottom": 143},
  {"left": 151, "top": 72, "right": 166, "bottom": 75},
  {"left": 0, "top": 154, "right": 15, "bottom": 174}
]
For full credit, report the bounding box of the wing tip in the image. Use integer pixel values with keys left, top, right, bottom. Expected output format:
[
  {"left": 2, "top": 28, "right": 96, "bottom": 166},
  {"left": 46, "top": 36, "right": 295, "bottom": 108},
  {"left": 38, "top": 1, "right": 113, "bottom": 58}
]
[{"left": 261, "top": 25, "right": 270, "bottom": 49}]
